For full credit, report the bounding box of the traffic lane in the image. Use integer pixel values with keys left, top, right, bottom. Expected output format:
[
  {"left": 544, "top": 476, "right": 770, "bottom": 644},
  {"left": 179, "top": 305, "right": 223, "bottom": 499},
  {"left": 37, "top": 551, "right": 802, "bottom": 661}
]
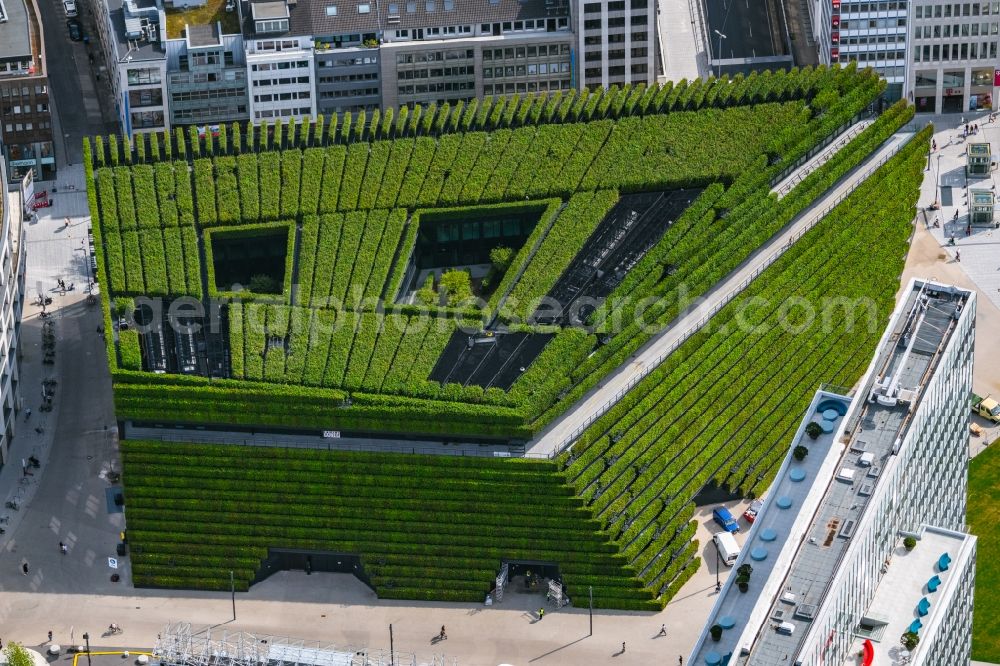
[
  {"left": 36, "top": 0, "right": 92, "bottom": 165},
  {"left": 704, "top": 0, "right": 778, "bottom": 59}
]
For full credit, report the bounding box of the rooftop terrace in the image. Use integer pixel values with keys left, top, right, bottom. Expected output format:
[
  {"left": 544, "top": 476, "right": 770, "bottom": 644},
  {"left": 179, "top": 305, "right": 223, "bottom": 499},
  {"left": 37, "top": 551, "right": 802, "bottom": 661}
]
[
  {"left": 0, "top": 0, "right": 31, "bottom": 61},
  {"left": 690, "top": 280, "right": 972, "bottom": 666},
  {"left": 848, "top": 526, "right": 975, "bottom": 665},
  {"left": 108, "top": 0, "right": 165, "bottom": 61}
]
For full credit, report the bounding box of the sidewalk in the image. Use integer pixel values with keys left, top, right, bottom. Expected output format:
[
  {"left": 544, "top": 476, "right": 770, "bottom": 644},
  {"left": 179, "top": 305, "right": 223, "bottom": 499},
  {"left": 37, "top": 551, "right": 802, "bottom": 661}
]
[
  {"left": 527, "top": 130, "right": 914, "bottom": 457},
  {"left": 915, "top": 111, "right": 1000, "bottom": 316}
]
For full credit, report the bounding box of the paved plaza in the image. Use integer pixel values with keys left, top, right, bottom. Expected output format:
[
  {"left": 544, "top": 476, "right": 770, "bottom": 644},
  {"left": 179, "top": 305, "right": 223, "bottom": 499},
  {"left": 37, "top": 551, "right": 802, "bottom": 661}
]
[{"left": 918, "top": 112, "right": 1000, "bottom": 312}]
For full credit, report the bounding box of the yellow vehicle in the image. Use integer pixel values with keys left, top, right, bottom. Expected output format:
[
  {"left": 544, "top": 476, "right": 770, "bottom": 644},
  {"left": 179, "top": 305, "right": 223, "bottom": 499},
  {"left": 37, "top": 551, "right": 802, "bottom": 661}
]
[{"left": 971, "top": 392, "right": 1000, "bottom": 423}]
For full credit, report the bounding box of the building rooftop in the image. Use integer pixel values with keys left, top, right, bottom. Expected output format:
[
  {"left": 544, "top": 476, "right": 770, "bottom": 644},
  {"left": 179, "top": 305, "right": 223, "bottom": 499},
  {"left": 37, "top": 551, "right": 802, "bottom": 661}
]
[
  {"left": 248, "top": 0, "right": 567, "bottom": 38},
  {"left": 186, "top": 21, "right": 220, "bottom": 46},
  {"left": 848, "top": 526, "right": 976, "bottom": 665},
  {"left": 689, "top": 280, "right": 973, "bottom": 666},
  {"left": 690, "top": 389, "right": 853, "bottom": 666},
  {"left": 0, "top": 0, "right": 33, "bottom": 61},
  {"left": 743, "top": 281, "right": 968, "bottom": 664},
  {"left": 971, "top": 189, "right": 994, "bottom": 205},
  {"left": 166, "top": 0, "right": 240, "bottom": 38},
  {"left": 968, "top": 142, "right": 990, "bottom": 157},
  {"left": 108, "top": 0, "right": 166, "bottom": 61}
]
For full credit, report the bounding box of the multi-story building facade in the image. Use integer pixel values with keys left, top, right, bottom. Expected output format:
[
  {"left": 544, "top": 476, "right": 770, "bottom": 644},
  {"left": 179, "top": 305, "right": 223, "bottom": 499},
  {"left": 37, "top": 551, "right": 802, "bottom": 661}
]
[
  {"left": 812, "top": 0, "right": 1000, "bottom": 109},
  {"left": 92, "top": 0, "right": 665, "bottom": 133},
  {"left": 245, "top": 32, "right": 317, "bottom": 122},
  {"left": 690, "top": 278, "right": 977, "bottom": 666},
  {"left": 94, "top": 0, "right": 169, "bottom": 136},
  {"left": 575, "top": 0, "right": 657, "bottom": 89},
  {"left": 0, "top": 0, "right": 55, "bottom": 182},
  {"left": 907, "top": 0, "right": 1000, "bottom": 113},
  {"left": 0, "top": 157, "right": 27, "bottom": 465},
  {"left": 814, "top": 0, "right": 908, "bottom": 100},
  {"left": 166, "top": 24, "right": 250, "bottom": 126}
]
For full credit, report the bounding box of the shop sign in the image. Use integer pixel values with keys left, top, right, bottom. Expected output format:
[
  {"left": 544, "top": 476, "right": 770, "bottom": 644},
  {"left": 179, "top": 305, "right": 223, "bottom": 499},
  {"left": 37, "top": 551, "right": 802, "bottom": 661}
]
[
  {"left": 995, "top": 69, "right": 1000, "bottom": 86},
  {"left": 8, "top": 159, "right": 36, "bottom": 167}
]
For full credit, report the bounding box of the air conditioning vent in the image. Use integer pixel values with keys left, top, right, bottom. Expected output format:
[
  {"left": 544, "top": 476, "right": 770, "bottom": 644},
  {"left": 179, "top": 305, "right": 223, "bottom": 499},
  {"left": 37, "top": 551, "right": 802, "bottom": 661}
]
[{"left": 795, "top": 604, "right": 817, "bottom": 620}]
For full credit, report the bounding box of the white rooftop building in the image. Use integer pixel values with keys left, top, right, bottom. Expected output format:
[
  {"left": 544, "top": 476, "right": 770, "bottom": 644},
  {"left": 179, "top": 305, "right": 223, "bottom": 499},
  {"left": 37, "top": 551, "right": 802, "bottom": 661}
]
[{"left": 689, "top": 278, "right": 977, "bottom": 666}]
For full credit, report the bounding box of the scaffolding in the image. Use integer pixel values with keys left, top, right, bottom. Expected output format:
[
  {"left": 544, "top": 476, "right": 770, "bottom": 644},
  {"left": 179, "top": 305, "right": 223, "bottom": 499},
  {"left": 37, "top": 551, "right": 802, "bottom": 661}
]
[{"left": 153, "top": 623, "right": 457, "bottom": 666}]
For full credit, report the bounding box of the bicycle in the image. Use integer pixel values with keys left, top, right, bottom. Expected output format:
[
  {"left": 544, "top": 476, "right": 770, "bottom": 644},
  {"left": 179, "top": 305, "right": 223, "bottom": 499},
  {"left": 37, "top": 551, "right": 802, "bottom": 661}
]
[{"left": 107, "top": 624, "right": 123, "bottom": 635}]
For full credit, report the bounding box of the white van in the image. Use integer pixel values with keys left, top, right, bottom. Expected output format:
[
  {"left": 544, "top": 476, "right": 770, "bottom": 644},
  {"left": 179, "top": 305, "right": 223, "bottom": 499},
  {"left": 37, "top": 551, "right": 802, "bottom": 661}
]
[
  {"left": 63, "top": 0, "right": 78, "bottom": 16},
  {"left": 713, "top": 531, "right": 740, "bottom": 566}
]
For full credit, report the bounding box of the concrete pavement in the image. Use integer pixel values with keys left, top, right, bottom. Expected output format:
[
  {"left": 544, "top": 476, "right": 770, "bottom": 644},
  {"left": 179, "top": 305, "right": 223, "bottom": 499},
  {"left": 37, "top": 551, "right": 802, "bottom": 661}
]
[
  {"left": 657, "top": 0, "right": 707, "bottom": 82},
  {"left": 910, "top": 111, "right": 1000, "bottom": 397},
  {"left": 527, "top": 129, "right": 915, "bottom": 457}
]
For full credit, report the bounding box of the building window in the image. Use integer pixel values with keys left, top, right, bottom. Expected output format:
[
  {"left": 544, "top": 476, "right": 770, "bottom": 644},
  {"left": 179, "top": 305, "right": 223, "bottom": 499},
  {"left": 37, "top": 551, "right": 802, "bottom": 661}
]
[
  {"left": 127, "top": 68, "right": 161, "bottom": 85},
  {"left": 326, "top": 5, "right": 338, "bottom": 14}
]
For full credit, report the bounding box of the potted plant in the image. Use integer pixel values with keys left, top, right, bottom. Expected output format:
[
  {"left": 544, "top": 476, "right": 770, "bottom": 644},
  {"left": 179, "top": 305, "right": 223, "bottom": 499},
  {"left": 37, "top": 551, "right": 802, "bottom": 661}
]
[
  {"left": 736, "top": 563, "right": 753, "bottom": 592},
  {"left": 793, "top": 445, "right": 809, "bottom": 461},
  {"left": 904, "top": 536, "right": 917, "bottom": 551},
  {"left": 805, "top": 421, "right": 823, "bottom": 440},
  {"left": 710, "top": 624, "right": 723, "bottom": 642},
  {"left": 901, "top": 631, "right": 920, "bottom": 650}
]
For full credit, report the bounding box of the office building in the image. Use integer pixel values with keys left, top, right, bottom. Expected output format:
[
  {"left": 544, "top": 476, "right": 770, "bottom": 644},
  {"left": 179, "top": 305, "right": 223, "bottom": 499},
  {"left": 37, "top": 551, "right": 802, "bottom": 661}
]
[
  {"left": 0, "top": 0, "right": 55, "bottom": 182},
  {"left": 906, "top": 0, "right": 999, "bottom": 113},
  {"left": 94, "top": 0, "right": 169, "bottom": 135},
  {"left": 576, "top": 0, "right": 657, "bottom": 89},
  {"left": 815, "top": 0, "right": 908, "bottom": 100},
  {"left": 91, "top": 0, "right": 666, "bottom": 136},
  {"left": 166, "top": 24, "right": 250, "bottom": 126},
  {"left": 690, "top": 278, "right": 977, "bottom": 666},
  {"left": 0, "top": 157, "right": 27, "bottom": 465}
]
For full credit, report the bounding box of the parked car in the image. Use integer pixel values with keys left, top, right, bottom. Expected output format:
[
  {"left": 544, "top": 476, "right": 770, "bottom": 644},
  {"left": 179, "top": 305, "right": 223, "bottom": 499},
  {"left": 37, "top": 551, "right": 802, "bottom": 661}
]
[
  {"left": 743, "top": 499, "right": 764, "bottom": 524},
  {"left": 63, "top": 0, "right": 78, "bottom": 16},
  {"left": 67, "top": 18, "right": 83, "bottom": 41},
  {"left": 712, "top": 506, "right": 740, "bottom": 534}
]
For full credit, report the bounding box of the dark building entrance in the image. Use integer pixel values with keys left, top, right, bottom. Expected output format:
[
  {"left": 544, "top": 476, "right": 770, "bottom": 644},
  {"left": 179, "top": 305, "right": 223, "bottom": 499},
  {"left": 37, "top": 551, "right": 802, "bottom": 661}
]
[{"left": 252, "top": 548, "right": 373, "bottom": 590}]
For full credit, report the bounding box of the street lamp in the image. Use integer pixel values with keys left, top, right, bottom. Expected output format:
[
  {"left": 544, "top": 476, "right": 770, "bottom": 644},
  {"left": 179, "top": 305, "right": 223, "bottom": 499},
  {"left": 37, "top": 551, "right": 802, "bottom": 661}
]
[
  {"left": 83, "top": 633, "right": 91, "bottom": 666},
  {"left": 936, "top": 154, "right": 942, "bottom": 207},
  {"left": 713, "top": 30, "right": 727, "bottom": 79},
  {"left": 715, "top": 547, "right": 721, "bottom": 591}
]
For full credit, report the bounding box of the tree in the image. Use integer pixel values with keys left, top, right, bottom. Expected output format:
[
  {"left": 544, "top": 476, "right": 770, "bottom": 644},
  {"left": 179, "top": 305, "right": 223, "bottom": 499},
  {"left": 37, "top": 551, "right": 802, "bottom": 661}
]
[
  {"left": 805, "top": 421, "right": 823, "bottom": 439},
  {"left": 710, "top": 624, "right": 723, "bottom": 641},
  {"left": 416, "top": 274, "right": 437, "bottom": 306},
  {"left": 490, "top": 246, "right": 514, "bottom": 273},
  {"left": 439, "top": 270, "right": 472, "bottom": 306},
  {"left": 903, "top": 536, "right": 917, "bottom": 551},
  {"left": 793, "top": 445, "right": 809, "bottom": 461},
  {"left": 5, "top": 642, "right": 36, "bottom": 666},
  {"left": 249, "top": 274, "right": 281, "bottom": 294}
]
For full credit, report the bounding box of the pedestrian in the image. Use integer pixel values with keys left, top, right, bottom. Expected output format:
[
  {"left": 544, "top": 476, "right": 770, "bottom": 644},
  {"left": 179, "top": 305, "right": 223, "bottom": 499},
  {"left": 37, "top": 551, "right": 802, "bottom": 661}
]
[
  {"left": 956, "top": 250, "right": 961, "bottom": 262},
  {"left": 621, "top": 642, "right": 626, "bottom": 653},
  {"left": 439, "top": 626, "right": 447, "bottom": 640},
  {"left": 659, "top": 624, "right": 667, "bottom": 636},
  {"left": 538, "top": 608, "right": 545, "bottom": 620},
  {"left": 22, "top": 562, "right": 29, "bottom": 575},
  {"left": 59, "top": 542, "right": 67, "bottom": 554},
  {"left": 679, "top": 657, "right": 684, "bottom": 665},
  {"left": 967, "top": 224, "right": 972, "bottom": 236},
  {"left": 48, "top": 631, "right": 53, "bottom": 642},
  {"left": 25, "top": 408, "right": 31, "bottom": 421}
]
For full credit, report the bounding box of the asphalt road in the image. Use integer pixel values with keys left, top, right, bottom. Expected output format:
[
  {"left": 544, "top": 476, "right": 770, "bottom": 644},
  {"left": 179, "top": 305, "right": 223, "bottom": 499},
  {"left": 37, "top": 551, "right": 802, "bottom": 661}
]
[
  {"left": 35, "top": 0, "right": 112, "bottom": 167},
  {"left": 704, "top": 0, "right": 779, "bottom": 59}
]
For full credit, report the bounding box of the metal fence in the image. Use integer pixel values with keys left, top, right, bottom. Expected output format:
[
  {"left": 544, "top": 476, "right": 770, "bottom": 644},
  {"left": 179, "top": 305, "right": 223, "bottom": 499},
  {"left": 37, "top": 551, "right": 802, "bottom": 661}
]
[
  {"left": 544, "top": 132, "right": 915, "bottom": 459},
  {"left": 130, "top": 428, "right": 524, "bottom": 458}
]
